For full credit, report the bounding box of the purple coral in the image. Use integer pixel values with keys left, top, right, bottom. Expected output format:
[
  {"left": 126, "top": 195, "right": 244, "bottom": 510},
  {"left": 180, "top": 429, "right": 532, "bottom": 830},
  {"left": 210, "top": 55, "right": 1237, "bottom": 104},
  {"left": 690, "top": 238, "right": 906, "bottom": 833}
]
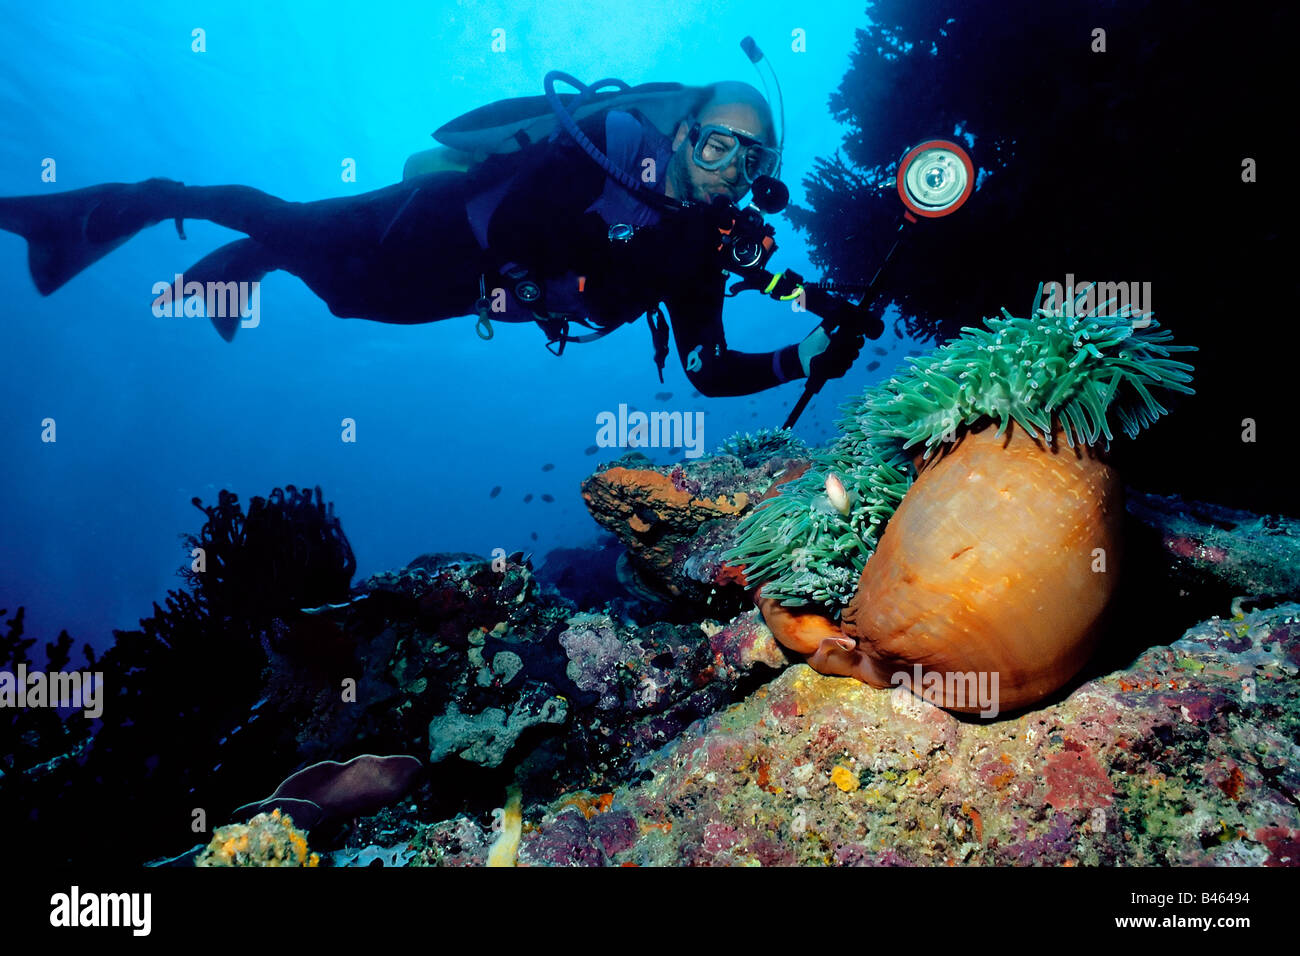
[{"left": 669, "top": 465, "right": 701, "bottom": 496}]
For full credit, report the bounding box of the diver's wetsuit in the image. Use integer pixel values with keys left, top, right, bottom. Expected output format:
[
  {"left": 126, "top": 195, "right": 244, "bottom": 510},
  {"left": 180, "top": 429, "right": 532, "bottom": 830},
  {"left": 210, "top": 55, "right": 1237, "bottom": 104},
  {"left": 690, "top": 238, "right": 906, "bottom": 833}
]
[
  {"left": 80, "top": 174, "right": 490, "bottom": 325},
  {"left": 477, "top": 109, "right": 807, "bottom": 396},
  {"left": 0, "top": 110, "right": 806, "bottom": 396}
]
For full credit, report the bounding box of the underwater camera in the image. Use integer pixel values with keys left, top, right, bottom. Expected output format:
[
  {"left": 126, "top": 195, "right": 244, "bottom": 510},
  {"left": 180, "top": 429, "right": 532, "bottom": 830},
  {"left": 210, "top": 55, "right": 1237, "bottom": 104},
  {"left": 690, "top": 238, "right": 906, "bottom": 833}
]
[{"left": 710, "top": 174, "right": 789, "bottom": 274}]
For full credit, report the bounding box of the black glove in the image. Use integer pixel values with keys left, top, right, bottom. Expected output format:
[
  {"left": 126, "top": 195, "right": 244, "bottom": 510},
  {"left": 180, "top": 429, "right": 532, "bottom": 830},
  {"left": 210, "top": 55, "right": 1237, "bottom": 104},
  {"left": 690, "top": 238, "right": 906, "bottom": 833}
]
[
  {"left": 801, "top": 287, "right": 885, "bottom": 342},
  {"left": 798, "top": 324, "right": 865, "bottom": 380}
]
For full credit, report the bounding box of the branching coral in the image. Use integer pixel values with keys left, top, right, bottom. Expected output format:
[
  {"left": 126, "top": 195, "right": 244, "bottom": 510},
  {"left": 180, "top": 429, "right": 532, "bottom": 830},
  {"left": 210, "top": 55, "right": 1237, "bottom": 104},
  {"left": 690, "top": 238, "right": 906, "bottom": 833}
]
[
  {"left": 4, "top": 485, "right": 361, "bottom": 866},
  {"left": 726, "top": 286, "right": 1196, "bottom": 611},
  {"left": 183, "top": 484, "right": 356, "bottom": 622}
]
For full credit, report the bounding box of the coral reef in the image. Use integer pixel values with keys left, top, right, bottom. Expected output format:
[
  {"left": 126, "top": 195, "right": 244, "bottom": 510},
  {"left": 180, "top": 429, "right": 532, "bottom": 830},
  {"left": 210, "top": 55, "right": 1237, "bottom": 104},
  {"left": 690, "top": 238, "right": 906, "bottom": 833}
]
[
  {"left": 428, "top": 692, "right": 568, "bottom": 767},
  {"left": 17, "top": 445, "right": 1297, "bottom": 870},
  {"left": 1126, "top": 492, "right": 1300, "bottom": 602},
  {"left": 580, "top": 451, "right": 808, "bottom": 608},
  {"left": 282, "top": 590, "right": 789, "bottom": 866},
  {"left": 402, "top": 602, "right": 1299, "bottom": 866},
  {"left": 204, "top": 546, "right": 784, "bottom": 848},
  {"left": 195, "top": 809, "right": 320, "bottom": 867}
]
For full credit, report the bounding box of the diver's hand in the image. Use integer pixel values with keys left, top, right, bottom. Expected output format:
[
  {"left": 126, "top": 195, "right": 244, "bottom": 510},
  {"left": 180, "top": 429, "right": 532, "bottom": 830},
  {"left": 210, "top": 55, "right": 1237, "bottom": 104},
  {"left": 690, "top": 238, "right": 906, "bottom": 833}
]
[{"left": 798, "top": 324, "right": 865, "bottom": 379}]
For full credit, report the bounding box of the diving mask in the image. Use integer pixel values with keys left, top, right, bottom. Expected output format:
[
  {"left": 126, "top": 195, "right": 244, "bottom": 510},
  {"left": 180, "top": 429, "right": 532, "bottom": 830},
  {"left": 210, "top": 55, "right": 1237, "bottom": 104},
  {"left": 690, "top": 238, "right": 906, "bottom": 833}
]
[{"left": 689, "top": 123, "right": 781, "bottom": 184}]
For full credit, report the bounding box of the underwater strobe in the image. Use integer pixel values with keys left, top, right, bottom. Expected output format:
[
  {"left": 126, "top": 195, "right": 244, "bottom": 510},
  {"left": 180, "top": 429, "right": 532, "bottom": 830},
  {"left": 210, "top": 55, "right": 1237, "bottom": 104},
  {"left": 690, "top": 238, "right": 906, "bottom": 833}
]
[{"left": 896, "top": 139, "right": 974, "bottom": 220}]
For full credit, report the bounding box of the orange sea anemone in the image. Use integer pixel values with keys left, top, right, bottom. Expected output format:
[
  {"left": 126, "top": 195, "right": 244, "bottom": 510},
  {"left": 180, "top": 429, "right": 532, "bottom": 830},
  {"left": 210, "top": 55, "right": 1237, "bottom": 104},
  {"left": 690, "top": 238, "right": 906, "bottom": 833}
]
[{"left": 726, "top": 289, "right": 1195, "bottom": 713}]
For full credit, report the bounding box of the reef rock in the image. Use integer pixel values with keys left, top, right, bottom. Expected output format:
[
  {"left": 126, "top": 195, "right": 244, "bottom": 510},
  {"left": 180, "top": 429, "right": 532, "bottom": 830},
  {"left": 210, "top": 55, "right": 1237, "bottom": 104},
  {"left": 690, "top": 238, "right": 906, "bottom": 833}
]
[
  {"left": 1126, "top": 490, "right": 1300, "bottom": 603},
  {"left": 579, "top": 452, "right": 807, "bottom": 608},
  {"left": 256, "top": 544, "right": 790, "bottom": 828},
  {"left": 428, "top": 689, "right": 568, "bottom": 768},
  {"left": 407, "top": 602, "right": 1300, "bottom": 866}
]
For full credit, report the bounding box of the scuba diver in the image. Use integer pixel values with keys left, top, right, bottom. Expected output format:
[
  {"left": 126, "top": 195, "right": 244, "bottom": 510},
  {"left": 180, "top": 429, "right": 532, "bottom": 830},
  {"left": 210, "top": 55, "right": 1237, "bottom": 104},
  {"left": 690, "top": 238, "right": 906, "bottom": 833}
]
[{"left": 0, "top": 71, "right": 872, "bottom": 398}]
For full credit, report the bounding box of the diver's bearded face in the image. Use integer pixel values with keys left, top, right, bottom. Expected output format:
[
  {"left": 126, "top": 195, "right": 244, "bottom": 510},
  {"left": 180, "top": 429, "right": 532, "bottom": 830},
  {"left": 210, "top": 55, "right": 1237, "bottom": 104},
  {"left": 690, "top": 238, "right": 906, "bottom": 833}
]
[
  {"left": 667, "top": 140, "right": 730, "bottom": 204},
  {"left": 669, "top": 103, "right": 770, "bottom": 205},
  {"left": 683, "top": 146, "right": 744, "bottom": 204}
]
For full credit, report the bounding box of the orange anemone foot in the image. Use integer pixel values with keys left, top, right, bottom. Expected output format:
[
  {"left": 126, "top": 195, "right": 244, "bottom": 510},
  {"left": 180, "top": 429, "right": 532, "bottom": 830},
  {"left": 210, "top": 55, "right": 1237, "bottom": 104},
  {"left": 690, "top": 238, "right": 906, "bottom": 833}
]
[
  {"left": 806, "top": 635, "right": 896, "bottom": 687},
  {"left": 754, "top": 586, "right": 845, "bottom": 656}
]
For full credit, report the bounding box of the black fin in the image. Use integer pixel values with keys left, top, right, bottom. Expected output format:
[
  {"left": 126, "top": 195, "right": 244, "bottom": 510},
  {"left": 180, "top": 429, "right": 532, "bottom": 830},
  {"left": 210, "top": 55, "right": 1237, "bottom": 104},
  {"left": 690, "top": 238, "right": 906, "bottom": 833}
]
[
  {"left": 0, "top": 179, "right": 184, "bottom": 295},
  {"left": 173, "top": 238, "right": 273, "bottom": 342}
]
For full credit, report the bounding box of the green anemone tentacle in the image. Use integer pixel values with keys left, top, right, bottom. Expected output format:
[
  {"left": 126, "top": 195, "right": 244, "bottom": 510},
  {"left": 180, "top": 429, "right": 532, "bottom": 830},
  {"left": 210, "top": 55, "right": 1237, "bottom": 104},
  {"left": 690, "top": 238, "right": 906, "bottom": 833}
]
[{"left": 724, "top": 286, "right": 1196, "bottom": 612}]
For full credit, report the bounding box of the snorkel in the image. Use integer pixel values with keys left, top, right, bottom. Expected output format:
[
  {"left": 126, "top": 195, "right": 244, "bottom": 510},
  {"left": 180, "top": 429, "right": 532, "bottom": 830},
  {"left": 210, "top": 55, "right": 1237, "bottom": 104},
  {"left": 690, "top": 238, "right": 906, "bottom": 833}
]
[{"left": 740, "top": 35, "right": 784, "bottom": 180}]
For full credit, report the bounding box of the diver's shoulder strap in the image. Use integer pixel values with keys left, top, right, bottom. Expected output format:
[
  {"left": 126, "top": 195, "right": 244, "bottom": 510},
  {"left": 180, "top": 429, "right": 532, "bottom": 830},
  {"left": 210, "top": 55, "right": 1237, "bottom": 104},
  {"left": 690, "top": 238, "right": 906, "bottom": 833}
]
[{"left": 582, "top": 110, "right": 673, "bottom": 229}]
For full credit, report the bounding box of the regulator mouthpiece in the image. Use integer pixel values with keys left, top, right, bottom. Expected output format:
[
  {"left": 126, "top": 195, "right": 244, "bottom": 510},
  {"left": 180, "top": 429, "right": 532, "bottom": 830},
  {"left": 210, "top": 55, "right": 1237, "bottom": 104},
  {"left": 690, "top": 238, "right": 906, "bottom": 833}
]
[{"left": 750, "top": 175, "right": 788, "bottom": 214}]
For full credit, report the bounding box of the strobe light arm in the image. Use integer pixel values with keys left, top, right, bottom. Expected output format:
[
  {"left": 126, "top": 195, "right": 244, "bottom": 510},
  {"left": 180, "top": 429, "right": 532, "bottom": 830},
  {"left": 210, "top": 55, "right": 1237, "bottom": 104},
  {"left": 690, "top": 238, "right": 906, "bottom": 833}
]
[
  {"left": 782, "top": 138, "right": 976, "bottom": 427},
  {"left": 655, "top": 137, "right": 972, "bottom": 429}
]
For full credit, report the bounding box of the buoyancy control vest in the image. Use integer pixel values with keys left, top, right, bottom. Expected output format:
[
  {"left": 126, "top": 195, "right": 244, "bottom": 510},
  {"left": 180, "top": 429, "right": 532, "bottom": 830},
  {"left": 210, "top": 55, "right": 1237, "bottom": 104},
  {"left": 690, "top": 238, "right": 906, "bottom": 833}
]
[{"left": 462, "top": 108, "right": 676, "bottom": 375}]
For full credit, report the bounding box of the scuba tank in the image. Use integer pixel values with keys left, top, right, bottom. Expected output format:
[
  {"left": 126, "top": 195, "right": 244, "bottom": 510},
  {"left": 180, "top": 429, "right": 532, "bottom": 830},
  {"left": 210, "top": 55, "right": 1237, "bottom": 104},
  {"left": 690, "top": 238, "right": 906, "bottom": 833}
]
[
  {"left": 402, "top": 146, "right": 476, "bottom": 179},
  {"left": 403, "top": 80, "right": 712, "bottom": 180}
]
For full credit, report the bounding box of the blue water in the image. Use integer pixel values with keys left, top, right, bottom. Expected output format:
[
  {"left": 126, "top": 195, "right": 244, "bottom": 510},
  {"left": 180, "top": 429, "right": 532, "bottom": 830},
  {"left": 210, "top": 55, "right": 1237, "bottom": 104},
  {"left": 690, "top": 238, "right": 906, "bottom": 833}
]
[{"left": 0, "top": 0, "right": 910, "bottom": 652}]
